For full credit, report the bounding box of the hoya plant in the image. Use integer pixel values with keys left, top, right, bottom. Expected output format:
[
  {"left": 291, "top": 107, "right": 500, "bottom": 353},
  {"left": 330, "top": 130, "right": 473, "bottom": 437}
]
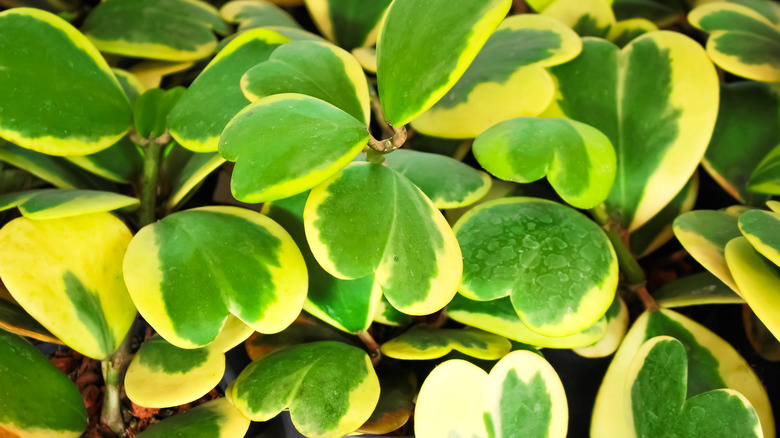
[{"left": 0, "top": 0, "right": 778, "bottom": 437}]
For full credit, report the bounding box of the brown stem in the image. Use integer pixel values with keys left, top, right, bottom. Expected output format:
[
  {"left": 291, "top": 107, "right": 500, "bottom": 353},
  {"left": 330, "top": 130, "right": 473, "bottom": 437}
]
[
  {"left": 367, "top": 82, "right": 394, "bottom": 139},
  {"left": 357, "top": 330, "right": 382, "bottom": 366},
  {"left": 367, "top": 125, "right": 407, "bottom": 153},
  {"left": 631, "top": 284, "right": 659, "bottom": 312}
]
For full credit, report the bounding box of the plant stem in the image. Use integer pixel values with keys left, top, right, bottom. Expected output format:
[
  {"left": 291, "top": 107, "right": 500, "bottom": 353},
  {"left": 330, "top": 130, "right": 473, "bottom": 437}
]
[
  {"left": 367, "top": 125, "right": 407, "bottom": 153},
  {"left": 357, "top": 330, "right": 382, "bottom": 366},
  {"left": 101, "top": 334, "right": 133, "bottom": 437},
  {"left": 139, "top": 141, "right": 164, "bottom": 228},
  {"left": 367, "top": 82, "right": 394, "bottom": 139}
]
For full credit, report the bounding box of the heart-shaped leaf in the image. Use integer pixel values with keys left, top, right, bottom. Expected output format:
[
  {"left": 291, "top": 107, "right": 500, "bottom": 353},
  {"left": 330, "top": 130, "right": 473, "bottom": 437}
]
[
  {"left": 377, "top": 0, "right": 512, "bottom": 127},
  {"left": 410, "top": 14, "right": 581, "bottom": 139},
  {"left": 134, "top": 398, "right": 250, "bottom": 438},
  {"left": 82, "top": 0, "right": 229, "bottom": 61},
  {"left": 220, "top": 94, "right": 369, "bottom": 203},
  {"left": 573, "top": 295, "right": 628, "bottom": 358},
  {"left": 704, "top": 82, "right": 779, "bottom": 204},
  {"left": 0, "top": 330, "right": 87, "bottom": 438},
  {"left": 0, "top": 189, "right": 138, "bottom": 220},
  {"left": 414, "top": 350, "right": 568, "bottom": 438},
  {"left": 0, "top": 142, "right": 111, "bottom": 190},
  {"left": 221, "top": 0, "right": 301, "bottom": 31},
  {"left": 381, "top": 326, "right": 511, "bottom": 360},
  {"left": 539, "top": 0, "right": 615, "bottom": 37},
  {"left": 545, "top": 33, "right": 719, "bottom": 230},
  {"left": 264, "top": 191, "right": 381, "bottom": 333},
  {"left": 304, "top": 0, "right": 391, "bottom": 51},
  {"left": 654, "top": 272, "right": 744, "bottom": 308},
  {"left": 305, "top": 162, "right": 462, "bottom": 315},
  {"left": 0, "top": 8, "right": 132, "bottom": 156},
  {"left": 123, "top": 206, "right": 308, "bottom": 349},
  {"left": 673, "top": 210, "right": 743, "bottom": 292},
  {"left": 168, "top": 29, "right": 290, "bottom": 152},
  {"left": 0, "top": 213, "right": 136, "bottom": 360},
  {"left": 689, "top": 2, "right": 780, "bottom": 82},
  {"left": 627, "top": 336, "right": 762, "bottom": 438},
  {"left": 447, "top": 294, "right": 609, "bottom": 349},
  {"left": 384, "top": 149, "right": 491, "bottom": 209},
  {"left": 473, "top": 117, "right": 616, "bottom": 209},
  {"left": 592, "top": 309, "right": 774, "bottom": 437},
  {"left": 229, "top": 341, "right": 380, "bottom": 438},
  {"left": 241, "top": 40, "right": 370, "bottom": 125},
  {"left": 133, "top": 87, "right": 185, "bottom": 140},
  {"left": 454, "top": 197, "right": 618, "bottom": 336}
]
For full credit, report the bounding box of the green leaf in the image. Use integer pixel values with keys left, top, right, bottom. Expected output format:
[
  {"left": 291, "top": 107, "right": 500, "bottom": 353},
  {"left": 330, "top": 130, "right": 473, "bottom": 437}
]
[
  {"left": 447, "top": 294, "right": 609, "bottom": 349},
  {"left": 244, "top": 314, "right": 358, "bottom": 361},
  {"left": 573, "top": 295, "right": 628, "bottom": 358},
  {"left": 0, "top": 297, "right": 61, "bottom": 344},
  {"left": 220, "top": 94, "right": 368, "bottom": 203},
  {"left": 674, "top": 210, "right": 743, "bottom": 293},
  {"left": 0, "top": 141, "right": 114, "bottom": 190},
  {"left": 0, "top": 213, "right": 136, "bottom": 360},
  {"left": 454, "top": 197, "right": 618, "bottom": 336},
  {"left": 612, "top": 0, "right": 679, "bottom": 24},
  {"left": 541, "top": 0, "right": 615, "bottom": 38},
  {"left": 411, "top": 15, "right": 582, "bottom": 139},
  {"left": 384, "top": 149, "right": 492, "bottom": 209},
  {"left": 381, "top": 326, "right": 511, "bottom": 360},
  {"left": 705, "top": 82, "right": 779, "bottom": 203},
  {"left": 474, "top": 117, "right": 616, "bottom": 209},
  {"left": 0, "top": 8, "right": 132, "bottom": 155},
  {"left": 373, "top": 295, "right": 412, "bottom": 327},
  {"left": 358, "top": 367, "right": 416, "bottom": 435},
  {"left": 168, "top": 28, "right": 290, "bottom": 152},
  {"left": 125, "top": 336, "right": 225, "bottom": 408},
  {"left": 112, "top": 68, "right": 147, "bottom": 104},
  {"left": 133, "top": 87, "right": 186, "bottom": 140},
  {"left": 263, "top": 191, "right": 381, "bottom": 333},
  {"left": 545, "top": 33, "right": 719, "bottom": 231},
  {"left": 607, "top": 18, "right": 658, "bottom": 47},
  {"left": 229, "top": 341, "right": 380, "bottom": 438},
  {"left": 165, "top": 150, "right": 225, "bottom": 211},
  {"left": 592, "top": 309, "right": 774, "bottom": 437},
  {"left": 220, "top": 0, "right": 301, "bottom": 31},
  {"left": 414, "top": 351, "right": 568, "bottom": 438},
  {"left": 123, "top": 206, "right": 308, "bottom": 349},
  {"left": 82, "top": 0, "right": 229, "bottom": 61},
  {"left": 0, "top": 330, "right": 87, "bottom": 438},
  {"left": 66, "top": 137, "right": 144, "bottom": 184},
  {"left": 627, "top": 337, "right": 762, "bottom": 438},
  {"left": 376, "top": 0, "right": 512, "bottom": 126},
  {"left": 689, "top": 2, "right": 780, "bottom": 82},
  {"left": 241, "top": 40, "right": 370, "bottom": 125},
  {"left": 305, "top": 162, "right": 462, "bottom": 315},
  {"left": 134, "top": 398, "right": 251, "bottom": 438},
  {"left": 748, "top": 142, "right": 780, "bottom": 195},
  {"left": 0, "top": 189, "right": 138, "bottom": 220},
  {"left": 305, "top": 0, "right": 392, "bottom": 51},
  {"left": 630, "top": 173, "right": 698, "bottom": 258},
  {"left": 654, "top": 272, "right": 744, "bottom": 308}
]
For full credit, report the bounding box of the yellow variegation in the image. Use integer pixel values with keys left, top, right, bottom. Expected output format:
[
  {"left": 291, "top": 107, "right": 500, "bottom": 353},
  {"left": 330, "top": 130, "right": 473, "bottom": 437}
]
[
  {"left": 129, "top": 60, "right": 195, "bottom": 89},
  {"left": 542, "top": 0, "right": 615, "bottom": 37},
  {"left": 0, "top": 189, "right": 138, "bottom": 220},
  {"left": 134, "top": 398, "right": 250, "bottom": 438},
  {"left": 381, "top": 327, "right": 511, "bottom": 360},
  {"left": 573, "top": 296, "right": 628, "bottom": 358}
]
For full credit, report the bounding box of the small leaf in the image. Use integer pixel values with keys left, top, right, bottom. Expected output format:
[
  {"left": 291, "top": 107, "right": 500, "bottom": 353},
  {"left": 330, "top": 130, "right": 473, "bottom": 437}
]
[
  {"left": 0, "top": 213, "right": 136, "bottom": 360},
  {"left": 454, "top": 197, "right": 618, "bottom": 336},
  {"left": 377, "top": 0, "right": 512, "bottom": 126},
  {"left": 82, "top": 0, "right": 229, "bottom": 61},
  {"left": 414, "top": 351, "right": 568, "bottom": 438},
  {"left": 0, "top": 8, "right": 132, "bottom": 155},
  {"left": 244, "top": 314, "right": 358, "bottom": 361},
  {"left": 384, "top": 149, "right": 492, "bottom": 209},
  {"left": 112, "top": 68, "right": 147, "bottom": 104},
  {"left": 0, "top": 330, "right": 87, "bottom": 438},
  {"left": 654, "top": 272, "right": 744, "bottom": 308},
  {"left": 125, "top": 336, "right": 224, "bottom": 408},
  {"left": 474, "top": 118, "right": 616, "bottom": 209},
  {"left": 229, "top": 341, "right": 380, "bottom": 438},
  {"left": 241, "top": 40, "right": 370, "bottom": 125},
  {"left": 66, "top": 137, "right": 144, "bottom": 184},
  {"left": 220, "top": 0, "right": 301, "bottom": 31},
  {"left": 165, "top": 151, "right": 226, "bottom": 211},
  {"left": 134, "top": 398, "right": 250, "bottom": 438},
  {"left": 0, "top": 189, "right": 138, "bottom": 220},
  {"left": 305, "top": 0, "right": 392, "bottom": 51},
  {"left": 123, "top": 206, "right": 308, "bottom": 349},
  {"left": 0, "top": 141, "right": 111, "bottom": 190},
  {"left": 573, "top": 296, "right": 628, "bottom": 358},
  {"left": 381, "top": 326, "right": 511, "bottom": 360},
  {"left": 168, "top": 28, "right": 290, "bottom": 152},
  {"left": 129, "top": 60, "right": 195, "bottom": 90},
  {"left": 133, "top": 87, "right": 185, "bottom": 140},
  {"left": 748, "top": 142, "right": 780, "bottom": 195},
  {"left": 627, "top": 336, "right": 762, "bottom": 438},
  {"left": 0, "top": 294, "right": 61, "bottom": 344},
  {"left": 305, "top": 162, "right": 462, "bottom": 315}
]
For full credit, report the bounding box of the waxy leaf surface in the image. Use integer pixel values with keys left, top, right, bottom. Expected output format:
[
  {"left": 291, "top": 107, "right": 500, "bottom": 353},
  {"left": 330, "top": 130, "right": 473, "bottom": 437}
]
[
  {"left": 123, "top": 206, "right": 308, "bottom": 349},
  {"left": 381, "top": 326, "right": 511, "bottom": 360},
  {"left": 749, "top": 143, "right": 780, "bottom": 195},
  {"left": 545, "top": 33, "right": 719, "bottom": 230},
  {"left": 0, "top": 213, "right": 135, "bottom": 360},
  {"left": 164, "top": 149, "right": 226, "bottom": 211},
  {"left": 377, "top": 0, "right": 512, "bottom": 126},
  {"left": 674, "top": 210, "right": 742, "bottom": 292},
  {"left": 627, "top": 337, "right": 762, "bottom": 438},
  {"left": 654, "top": 272, "right": 744, "bottom": 308},
  {"left": 305, "top": 0, "right": 391, "bottom": 50},
  {"left": 221, "top": 0, "right": 300, "bottom": 31},
  {"left": 305, "top": 162, "right": 462, "bottom": 315},
  {"left": 414, "top": 351, "right": 567, "bottom": 438},
  {"left": 411, "top": 14, "right": 581, "bottom": 139},
  {"left": 454, "top": 198, "right": 618, "bottom": 336},
  {"left": 134, "top": 398, "right": 250, "bottom": 438},
  {"left": 0, "top": 189, "right": 138, "bottom": 220},
  {"left": 540, "top": 0, "right": 615, "bottom": 37},
  {"left": 220, "top": 94, "right": 368, "bottom": 203},
  {"left": 241, "top": 40, "right": 370, "bottom": 124},
  {"left": 168, "top": 29, "right": 290, "bottom": 152},
  {"left": 230, "top": 341, "right": 380, "bottom": 438},
  {"left": 0, "top": 331, "right": 87, "bottom": 438},
  {"left": 0, "top": 8, "right": 132, "bottom": 155},
  {"left": 473, "top": 117, "right": 616, "bottom": 209},
  {"left": 82, "top": 0, "right": 229, "bottom": 61},
  {"left": 739, "top": 209, "right": 780, "bottom": 267}
]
